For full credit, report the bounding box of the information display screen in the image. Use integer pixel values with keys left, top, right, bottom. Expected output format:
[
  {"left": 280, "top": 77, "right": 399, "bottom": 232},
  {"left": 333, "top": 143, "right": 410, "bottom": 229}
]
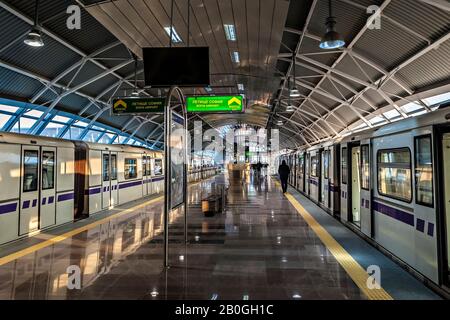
[{"left": 186, "top": 96, "right": 244, "bottom": 113}]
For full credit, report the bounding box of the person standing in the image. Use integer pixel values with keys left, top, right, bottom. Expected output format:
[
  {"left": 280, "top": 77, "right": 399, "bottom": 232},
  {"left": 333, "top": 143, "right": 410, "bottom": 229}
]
[{"left": 278, "top": 160, "right": 290, "bottom": 193}]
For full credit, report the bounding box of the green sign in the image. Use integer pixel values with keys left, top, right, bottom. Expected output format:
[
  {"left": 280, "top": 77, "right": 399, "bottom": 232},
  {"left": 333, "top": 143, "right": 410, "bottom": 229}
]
[
  {"left": 112, "top": 97, "right": 166, "bottom": 114},
  {"left": 186, "top": 95, "right": 244, "bottom": 113}
]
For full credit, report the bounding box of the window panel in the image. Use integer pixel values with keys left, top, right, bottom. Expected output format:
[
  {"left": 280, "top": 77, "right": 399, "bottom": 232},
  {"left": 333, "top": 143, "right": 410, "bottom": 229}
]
[
  {"left": 378, "top": 148, "right": 412, "bottom": 202},
  {"left": 62, "top": 126, "right": 83, "bottom": 140},
  {"left": 23, "top": 151, "right": 38, "bottom": 192},
  {"left": 42, "top": 151, "right": 55, "bottom": 190},
  {"left": 24, "top": 110, "right": 44, "bottom": 118},
  {"left": 361, "top": 145, "right": 370, "bottom": 190},
  {"left": 0, "top": 105, "right": 19, "bottom": 113},
  {"left": 111, "top": 155, "right": 117, "bottom": 180},
  {"left": 0, "top": 113, "right": 12, "bottom": 129},
  {"left": 41, "top": 122, "right": 66, "bottom": 138},
  {"left": 124, "top": 158, "right": 138, "bottom": 180},
  {"left": 311, "top": 156, "right": 318, "bottom": 177},
  {"left": 324, "top": 151, "right": 330, "bottom": 179},
  {"left": 84, "top": 130, "right": 102, "bottom": 142},
  {"left": 103, "top": 154, "right": 110, "bottom": 181},
  {"left": 415, "top": 136, "right": 433, "bottom": 207},
  {"left": 342, "top": 148, "right": 348, "bottom": 184}
]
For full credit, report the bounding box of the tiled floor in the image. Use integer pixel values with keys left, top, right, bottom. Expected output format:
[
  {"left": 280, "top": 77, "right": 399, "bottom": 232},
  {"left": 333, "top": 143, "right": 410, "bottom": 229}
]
[{"left": 0, "top": 174, "right": 437, "bottom": 300}]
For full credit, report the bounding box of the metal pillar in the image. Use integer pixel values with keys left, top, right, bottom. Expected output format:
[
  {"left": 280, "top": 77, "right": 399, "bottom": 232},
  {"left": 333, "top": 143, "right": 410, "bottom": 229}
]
[{"left": 163, "top": 86, "right": 188, "bottom": 268}]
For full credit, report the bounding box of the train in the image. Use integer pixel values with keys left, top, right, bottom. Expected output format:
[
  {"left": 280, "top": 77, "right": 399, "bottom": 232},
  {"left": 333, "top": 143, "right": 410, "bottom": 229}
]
[
  {"left": 278, "top": 103, "right": 450, "bottom": 292},
  {"left": 0, "top": 132, "right": 217, "bottom": 246}
]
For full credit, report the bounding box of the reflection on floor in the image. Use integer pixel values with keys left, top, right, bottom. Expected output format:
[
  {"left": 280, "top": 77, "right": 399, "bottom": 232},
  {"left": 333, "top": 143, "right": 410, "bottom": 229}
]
[{"left": 0, "top": 175, "right": 370, "bottom": 300}]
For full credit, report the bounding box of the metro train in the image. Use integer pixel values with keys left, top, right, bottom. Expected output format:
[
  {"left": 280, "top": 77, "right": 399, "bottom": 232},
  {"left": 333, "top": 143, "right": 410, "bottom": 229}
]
[
  {"left": 279, "top": 104, "right": 450, "bottom": 291},
  {"left": 0, "top": 132, "right": 165, "bottom": 246}
]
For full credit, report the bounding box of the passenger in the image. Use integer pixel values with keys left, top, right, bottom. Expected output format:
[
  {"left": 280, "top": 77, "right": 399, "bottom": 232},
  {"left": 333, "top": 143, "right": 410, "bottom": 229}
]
[
  {"left": 278, "top": 160, "right": 290, "bottom": 193},
  {"left": 256, "top": 161, "right": 263, "bottom": 183}
]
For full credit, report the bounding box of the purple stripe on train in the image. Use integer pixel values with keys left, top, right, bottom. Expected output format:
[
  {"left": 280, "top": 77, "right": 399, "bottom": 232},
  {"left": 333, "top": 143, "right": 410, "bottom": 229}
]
[
  {"left": 48, "top": 196, "right": 54, "bottom": 204},
  {"left": 119, "top": 180, "right": 143, "bottom": 189},
  {"left": 32, "top": 199, "right": 37, "bottom": 207},
  {"left": 57, "top": 193, "right": 74, "bottom": 202},
  {"left": 22, "top": 200, "right": 30, "bottom": 209},
  {"left": 0, "top": 202, "right": 17, "bottom": 215},
  {"left": 373, "top": 201, "right": 415, "bottom": 227}
]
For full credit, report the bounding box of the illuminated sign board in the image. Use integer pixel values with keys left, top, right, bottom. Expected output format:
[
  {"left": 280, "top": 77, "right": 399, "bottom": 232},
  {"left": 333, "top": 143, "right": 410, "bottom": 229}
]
[
  {"left": 112, "top": 97, "right": 166, "bottom": 115},
  {"left": 186, "top": 95, "right": 244, "bottom": 113}
]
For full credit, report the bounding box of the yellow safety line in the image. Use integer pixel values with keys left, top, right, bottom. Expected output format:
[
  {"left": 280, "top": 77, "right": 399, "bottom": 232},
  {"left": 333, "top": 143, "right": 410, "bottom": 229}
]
[
  {"left": 0, "top": 176, "right": 212, "bottom": 266},
  {"left": 0, "top": 195, "right": 163, "bottom": 266},
  {"left": 275, "top": 181, "right": 393, "bottom": 300}
]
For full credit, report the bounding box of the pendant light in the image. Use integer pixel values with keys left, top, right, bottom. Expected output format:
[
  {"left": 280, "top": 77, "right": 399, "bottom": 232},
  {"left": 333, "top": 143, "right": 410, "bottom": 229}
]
[
  {"left": 320, "top": 0, "right": 345, "bottom": 50},
  {"left": 24, "top": 0, "right": 44, "bottom": 47},
  {"left": 290, "top": 53, "right": 300, "bottom": 98}
]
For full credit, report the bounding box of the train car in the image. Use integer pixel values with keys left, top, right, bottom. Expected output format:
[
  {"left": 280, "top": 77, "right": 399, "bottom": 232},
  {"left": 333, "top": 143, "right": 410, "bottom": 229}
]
[
  {"left": 73, "top": 142, "right": 164, "bottom": 217},
  {"left": 280, "top": 104, "right": 450, "bottom": 290},
  {"left": 0, "top": 132, "right": 75, "bottom": 245}
]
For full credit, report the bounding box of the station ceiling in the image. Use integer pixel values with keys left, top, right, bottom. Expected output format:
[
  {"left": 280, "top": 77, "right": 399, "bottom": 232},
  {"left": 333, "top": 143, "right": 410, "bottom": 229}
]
[{"left": 0, "top": 0, "right": 449, "bottom": 149}]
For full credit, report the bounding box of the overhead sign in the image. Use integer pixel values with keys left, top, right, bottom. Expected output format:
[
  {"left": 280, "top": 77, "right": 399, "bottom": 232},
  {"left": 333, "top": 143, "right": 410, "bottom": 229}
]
[
  {"left": 112, "top": 97, "right": 166, "bottom": 115},
  {"left": 186, "top": 95, "right": 244, "bottom": 113}
]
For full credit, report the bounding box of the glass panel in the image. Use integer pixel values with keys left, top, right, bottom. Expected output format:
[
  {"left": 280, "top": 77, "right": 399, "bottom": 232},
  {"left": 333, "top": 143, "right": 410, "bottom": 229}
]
[
  {"left": 0, "top": 113, "right": 12, "bottom": 129},
  {"left": 124, "top": 158, "right": 137, "bottom": 180},
  {"left": 111, "top": 155, "right": 117, "bottom": 180},
  {"left": 52, "top": 115, "right": 71, "bottom": 123},
  {"left": 378, "top": 148, "right": 412, "bottom": 202},
  {"left": 41, "top": 122, "right": 66, "bottom": 138},
  {"left": 73, "top": 120, "right": 88, "bottom": 127},
  {"left": 143, "top": 157, "right": 148, "bottom": 176},
  {"left": 11, "top": 117, "right": 37, "bottom": 134},
  {"left": 84, "top": 130, "right": 102, "bottom": 142},
  {"left": 62, "top": 126, "right": 83, "bottom": 140},
  {"left": 361, "top": 145, "right": 370, "bottom": 190},
  {"left": 23, "top": 150, "right": 38, "bottom": 192},
  {"left": 42, "top": 151, "right": 55, "bottom": 190},
  {"left": 415, "top": 136, "right": 433, "bottom": 206},
  {"left": 98, "top": 133, "right": 115, "bottom": 144},
  {"left": 103, "top": 154, "right": 110, "bottom": 181},
  {"left": 24, "top": 110, "right": 44, "bottom": 118},
  {"left": 154, "top": 159, "right": 163, "bottom": 176},
  {"left": 324, "top": 151, "right": 329, "bottom": 179},
  {"left": 0, "top": 105, "right": 19, "bottom": 113},
  {"left": 311, "top": 156, "right": 318, "bottom": 177},
  {"left": 342, "top": 148, "right": 348, "bottom": 184}
]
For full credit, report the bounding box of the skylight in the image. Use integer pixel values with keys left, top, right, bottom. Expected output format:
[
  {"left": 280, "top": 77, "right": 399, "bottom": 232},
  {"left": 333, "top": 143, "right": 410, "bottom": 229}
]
[
  {"left": 224, "top": 24, "right": 237, "bottom": 41},
  {"left": 164, "top": 27, "right": 183, "bottom": 43}
]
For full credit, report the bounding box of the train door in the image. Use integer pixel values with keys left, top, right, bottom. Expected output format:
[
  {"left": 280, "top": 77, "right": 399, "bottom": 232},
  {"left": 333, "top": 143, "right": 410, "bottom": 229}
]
[
  {"left": 111, "top": 153, "right": 118, "bottom": 206},
  {"left": 102, "top": 152, "right": 111, "bottom": 210},
  {"left": 142, "top": 156, "right": 150, "bottom": 196},
  {"left": 40, "top": 147, "right": 56, "bottom": 229},
  {"left": 340, "top": 144, "right": 348, "bottom": 222},
  {"left": 441, "top": 133, "right": 450, "bottom": 285},
  {"left": 360, "top": 141, "right": 372, "bottom": 237},
  {"left": 20, "top": 147, "right": 40, "bottom": 235},
  {"left": 321, "top": 150, "right": 330, "bottom": 208},
  {"left": 350, "top": 146, "right": 361, "bottom": 227}
]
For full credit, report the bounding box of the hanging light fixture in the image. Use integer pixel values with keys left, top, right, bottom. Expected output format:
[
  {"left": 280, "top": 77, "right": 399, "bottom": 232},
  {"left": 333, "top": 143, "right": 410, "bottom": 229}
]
[
  {"left": 320, "top": 0, "right": 345, "bottom": 50},
  {"left": 24, "top": 0, "right": 44, "bottom": 47},
  {"left": 289, "top": 53, "right": 300, "bottom": 98},
  {"left": 276, "top": 119, "right": 284, "bottom": 126},
  {"left": 286, "top": 104, "right": 295, "bottom": 113}
]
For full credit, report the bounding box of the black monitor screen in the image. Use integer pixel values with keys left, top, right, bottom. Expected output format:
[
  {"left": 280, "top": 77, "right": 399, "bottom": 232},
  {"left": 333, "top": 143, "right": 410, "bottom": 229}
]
[{"left": 143, "top": 47, "right": 210, "bottom": 87}]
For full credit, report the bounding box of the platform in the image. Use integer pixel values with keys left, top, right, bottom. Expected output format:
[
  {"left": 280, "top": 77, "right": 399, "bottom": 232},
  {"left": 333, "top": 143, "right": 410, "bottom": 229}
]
[{"left": 0, "top": 175, "right": 441, "bottom": 300}]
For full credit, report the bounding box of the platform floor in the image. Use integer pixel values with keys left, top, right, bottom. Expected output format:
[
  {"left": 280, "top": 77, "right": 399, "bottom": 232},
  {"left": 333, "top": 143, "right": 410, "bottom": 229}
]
[{"left": 0, "top": 175, "right": 440, "bottom": 300}]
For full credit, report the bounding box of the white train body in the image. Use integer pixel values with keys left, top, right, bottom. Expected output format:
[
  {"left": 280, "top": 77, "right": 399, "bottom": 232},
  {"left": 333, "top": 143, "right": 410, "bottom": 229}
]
[{"left": 0, "top": 132, "right": 165, "bottom": 245}]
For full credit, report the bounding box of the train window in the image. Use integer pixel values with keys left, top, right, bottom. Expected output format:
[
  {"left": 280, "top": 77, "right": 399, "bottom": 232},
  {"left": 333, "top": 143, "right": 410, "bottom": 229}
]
[
  {"left": 111, "top": 155, "right": 117, "bottom": 180},
  {"left": 103, "top": 154, "right": 110, "bottom": 181},
  {"left": 415, "top": 136, "right": 433, "bottom": 207},
  {"left": 154, "top": 159, "right": 163, "bottom": 176},
  {"left": 42, "top": 151, "right": 55, "bottom": 190},
  {"left": 311, "top": 156, "right": 318, "bottom": 177},
  {"left": 342, "top": 148, "right": 348, "bottom": 184},
  {"left": 124, "top": 158, "right": 138, "bottom": 180},
  {"left": 142, "top": 157, "right": 148, "bottom": 176},
  {"left": 299, "top": 155, "right": 304, "bottom": 174},
  {"left": 361, "top": 145, "right": 370, "bottom": 190},
  {"left": 23, "top": 151, "right": 38, "bottom": 192},
  {"left": 377, "top": 148, "right": 412, "bottom": 202},
  {"left": 324, "top": 151, "right": 330, "bottom": 179}
]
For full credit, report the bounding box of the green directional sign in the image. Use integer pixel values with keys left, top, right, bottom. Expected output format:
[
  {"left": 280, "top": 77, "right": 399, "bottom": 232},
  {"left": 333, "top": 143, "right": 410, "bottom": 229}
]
[
  {"left": 112, "top": 97, "right": 166, "bottom": 115},
  {"left": 186, "top": 95, "right": 244, "bottom": 113}
]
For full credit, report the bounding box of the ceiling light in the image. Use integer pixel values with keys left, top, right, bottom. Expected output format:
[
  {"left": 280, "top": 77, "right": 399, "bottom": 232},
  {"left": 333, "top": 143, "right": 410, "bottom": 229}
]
[
  {"left": 25, "top": 1, "right": 44, "bottom": 48},
  {"left": 320, "top": 0, "right": 345, "bottom": 50},
  {"left": 164, "top": 26, "right": 183, "bottom": 43},
  {"left": 286, "top": 105, "right": 295, "bottom": 112},
  {"left": 224, "top": 24, "right": 237, "bottom": 41},
  {"left": 205, "top": 86, "right": 213, "bottom": 93},
  {"left": 232, "top": 51, "right": 240, "bottom": 63},
  {"left": 24, "top": 27, "right": 44, "bottom": 47},
  {"left": 238, "top": 83, "right": 245, "bottom": 91},
  {"left": 276, "top": 120, "right": 284, "bottom": 126},
  {"left": 131, "top": 90, "right": 139, "bottom": 96},
  {"left": 290, "top": 88, "right": 300, "bottom": 98}
]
